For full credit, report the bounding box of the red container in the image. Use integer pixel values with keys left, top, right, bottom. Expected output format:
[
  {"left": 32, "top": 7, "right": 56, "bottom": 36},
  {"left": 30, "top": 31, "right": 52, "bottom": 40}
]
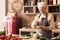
[
  {"left": 3, "top": 16, "right": 22, "bottom": 35},
  {"left": 11, "top": 16, "right": 16, "bottom": 34},
  {"left": 3, "top": 16, "right": 17, "bottom": 35}
]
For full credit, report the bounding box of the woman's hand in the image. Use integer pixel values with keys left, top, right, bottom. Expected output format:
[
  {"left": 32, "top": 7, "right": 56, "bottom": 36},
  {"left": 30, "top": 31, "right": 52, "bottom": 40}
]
[
  {"left": 37, "top": 25, "right": 49, "bottom": 30},
  {"left": 37, "top": 25, "right": 43, "bottom": 29}
]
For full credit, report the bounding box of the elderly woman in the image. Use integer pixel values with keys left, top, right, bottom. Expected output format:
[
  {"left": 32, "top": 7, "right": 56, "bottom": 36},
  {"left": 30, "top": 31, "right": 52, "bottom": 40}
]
[{"left": 31, "top": 2, "right": 55, "bottom": 40}]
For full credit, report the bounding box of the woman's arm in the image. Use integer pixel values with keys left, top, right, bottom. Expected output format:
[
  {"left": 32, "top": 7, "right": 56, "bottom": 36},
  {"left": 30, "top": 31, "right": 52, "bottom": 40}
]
[
  {"left": 31, "top": 14, "right": 39, "bottom": 29},
  {"left": 48, "top": 14, "right": 56, "bottom": 30}
]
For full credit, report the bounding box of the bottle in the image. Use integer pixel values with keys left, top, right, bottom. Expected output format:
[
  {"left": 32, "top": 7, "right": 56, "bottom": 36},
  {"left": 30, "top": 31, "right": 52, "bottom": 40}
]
[{"left": 28, "top": 0, "right": 31, "bottom": 6}]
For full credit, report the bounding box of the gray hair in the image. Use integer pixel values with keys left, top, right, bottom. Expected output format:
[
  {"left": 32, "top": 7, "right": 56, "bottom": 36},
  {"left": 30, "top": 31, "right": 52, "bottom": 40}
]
[{"left": 37, "top": 2, "right": 47, "bottom": 9}]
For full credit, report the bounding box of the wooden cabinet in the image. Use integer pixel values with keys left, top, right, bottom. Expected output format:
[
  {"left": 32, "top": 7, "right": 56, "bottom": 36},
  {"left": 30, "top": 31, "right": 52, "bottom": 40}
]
[
  {"left": 21, "top": 0, "right": 60, "bottom": 14},
  {"left": 20, "top": 0, "right": 60, "bottom": 24},
  {"left": 7, "top": 0, "right": 60, "bottom": 14},
  {"left": 6, "top": 0, "right": 60, "bottom": 26}
]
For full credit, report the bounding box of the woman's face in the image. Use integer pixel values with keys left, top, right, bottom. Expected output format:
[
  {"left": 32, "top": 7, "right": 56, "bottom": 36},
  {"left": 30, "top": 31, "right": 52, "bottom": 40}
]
[{"left": 39, "top": 6, "right": 47, "bottom": 14}]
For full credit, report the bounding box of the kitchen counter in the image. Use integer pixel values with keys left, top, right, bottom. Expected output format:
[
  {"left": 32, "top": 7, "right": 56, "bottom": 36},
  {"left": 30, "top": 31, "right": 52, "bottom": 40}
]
[{"left": 19, "top": 28, "right": 60, "bottom": 40}]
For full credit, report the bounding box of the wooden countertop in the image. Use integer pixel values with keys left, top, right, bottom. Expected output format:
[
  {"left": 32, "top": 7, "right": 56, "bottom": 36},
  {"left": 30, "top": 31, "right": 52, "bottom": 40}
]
[
  {"left": 19, "top": 28, "right": 37, "bottom": 32},
  {"left": 52, "top": 28, "right": 60, "bottom": 33},
  {"left": 19, "top": 28, "right": 60, "bottom": 40},
  {"left": 19, "top": 28, "right": 60, "bottom": 33}
]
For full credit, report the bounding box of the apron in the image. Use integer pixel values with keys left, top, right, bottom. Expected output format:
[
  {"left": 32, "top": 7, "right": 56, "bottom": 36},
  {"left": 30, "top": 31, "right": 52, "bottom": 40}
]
[{"left": 39, "top": 13, "right": 52, "bottom": 38}]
